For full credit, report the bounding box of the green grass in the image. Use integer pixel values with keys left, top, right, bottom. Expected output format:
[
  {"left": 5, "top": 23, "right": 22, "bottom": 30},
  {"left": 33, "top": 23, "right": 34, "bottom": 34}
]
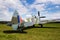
[{"left": 0, "top": 23, "right": 60, "bottom": 40}]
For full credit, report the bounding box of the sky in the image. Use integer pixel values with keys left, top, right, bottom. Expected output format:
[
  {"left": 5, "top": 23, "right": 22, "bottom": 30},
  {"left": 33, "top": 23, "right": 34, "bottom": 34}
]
[{"left": 0, "top": 0, "right": 60, "bottom": 21}]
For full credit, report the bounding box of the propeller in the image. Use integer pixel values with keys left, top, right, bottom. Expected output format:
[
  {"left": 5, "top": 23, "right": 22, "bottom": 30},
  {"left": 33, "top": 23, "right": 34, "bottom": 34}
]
[{"left": 38, "top": 11, "right": 46, "bottom": 18}]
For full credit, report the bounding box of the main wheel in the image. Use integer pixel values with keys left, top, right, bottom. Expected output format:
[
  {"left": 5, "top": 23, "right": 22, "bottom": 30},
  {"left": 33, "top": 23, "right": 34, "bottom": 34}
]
[
  {"left": 39, "top": 24, "right": 43, "bottom": 28},
  {"left": 32, "top": 25, "right": 35, "bottom": 28},
  {"left": 40, "top": 24, "right": 43, "bottom": 28}
]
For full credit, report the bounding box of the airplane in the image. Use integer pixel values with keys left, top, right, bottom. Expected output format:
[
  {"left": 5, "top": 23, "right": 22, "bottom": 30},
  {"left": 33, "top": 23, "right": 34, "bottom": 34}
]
[{"left": 10, "top": 10, "right": 46, "bottom": 32}]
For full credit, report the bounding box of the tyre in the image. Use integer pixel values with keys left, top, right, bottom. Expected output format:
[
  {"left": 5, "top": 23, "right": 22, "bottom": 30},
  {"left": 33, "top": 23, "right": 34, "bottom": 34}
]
[
  {"left": 17, "top": 28, "right": 23, "bottom": 32},
  {"left": 17, "top": 25, "right": 24, "bottom": 32},
  {"left": 32, "top": 25, "right": 35, "bottom": 28},
  {"left": 39, "top": 24, "right": 43, "bottom": 28},
  {"left": 40, "top": 24, "right": 43, "bottom": 28}
]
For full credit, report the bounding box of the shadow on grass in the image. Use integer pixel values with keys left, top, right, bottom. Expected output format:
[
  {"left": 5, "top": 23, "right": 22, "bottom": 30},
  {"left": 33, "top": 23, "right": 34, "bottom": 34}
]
[
  {"left": 23, "top": 26, "right": 60, "bottom": 30},
  {"left": 41, "top": 27, "right": 60, "bottom": 29},
  {"left": 3, "top": 26, "right": 60, "bottom": 34},
  {"left": 3, "top": 30, "right": 27, "bottom": 34}
]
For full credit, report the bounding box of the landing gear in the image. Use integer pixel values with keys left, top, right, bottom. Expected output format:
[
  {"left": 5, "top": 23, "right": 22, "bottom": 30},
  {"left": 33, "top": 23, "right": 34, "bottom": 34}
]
[
  {"left": 40, "top": 24, "right": 43, "bottom": 28},
  {"left": 39, "top": 24, "right": 43, "bottom": 28},
  {"left": 33, "top": 25, "right": 35, "bottom": 27}
]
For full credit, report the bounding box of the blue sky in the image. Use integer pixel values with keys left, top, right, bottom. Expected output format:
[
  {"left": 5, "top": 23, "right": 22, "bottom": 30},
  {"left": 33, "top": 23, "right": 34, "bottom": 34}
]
[{"left": 0, "top": 0, "right": 60, "bottom": 21}]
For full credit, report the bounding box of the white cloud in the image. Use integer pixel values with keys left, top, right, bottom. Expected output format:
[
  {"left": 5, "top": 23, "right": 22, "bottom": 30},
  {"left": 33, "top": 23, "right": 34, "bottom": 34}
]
[
  {"left": 35, "top": 0, "right": 60, "bottom": 4},
  {"left": 55, "top": 6, "right": 60, "bottom": 8},
  {"left": 30, "top": 4, "right": 45, "bottom": 11},
  {"left": 0, "top": 0, "right": 28, "bottom": 21},
  {"left": 41, "top": 12, "right": 60, "bottom": 20},
  {"left": 26, "top": 14, "right": 32, "bottom": 18},
  {"left": 49, "top": 0, "right": 60, "bottom": 4},
  {"left": 35, "top": 0, "right": 47, "bottom": 3},
  {"left": 0, "top": 0, "right": 60, "bottom": 21}
]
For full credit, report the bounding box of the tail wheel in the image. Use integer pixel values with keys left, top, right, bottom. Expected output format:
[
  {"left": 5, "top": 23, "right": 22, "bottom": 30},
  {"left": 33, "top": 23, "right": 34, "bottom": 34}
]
[{"left": 17, "top": 26, "right": 24, "bottom": 32}]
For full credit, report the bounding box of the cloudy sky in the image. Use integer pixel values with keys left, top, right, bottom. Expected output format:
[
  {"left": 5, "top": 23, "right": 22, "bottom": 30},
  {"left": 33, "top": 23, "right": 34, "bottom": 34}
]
[{"left": 0, "top": 0, "right": 60, "bottom": 21}]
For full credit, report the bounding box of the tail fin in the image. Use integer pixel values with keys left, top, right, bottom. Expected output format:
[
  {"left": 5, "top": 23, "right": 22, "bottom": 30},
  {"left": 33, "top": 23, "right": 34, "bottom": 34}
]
[{"left": 12, "top": 10, "right": 23, "bottom": 24}]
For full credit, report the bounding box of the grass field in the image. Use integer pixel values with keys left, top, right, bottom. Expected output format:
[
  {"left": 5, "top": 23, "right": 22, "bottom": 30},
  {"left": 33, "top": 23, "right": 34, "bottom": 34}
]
[{"left": 0, "top": 23, "right": 60, "bottom": 40}]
